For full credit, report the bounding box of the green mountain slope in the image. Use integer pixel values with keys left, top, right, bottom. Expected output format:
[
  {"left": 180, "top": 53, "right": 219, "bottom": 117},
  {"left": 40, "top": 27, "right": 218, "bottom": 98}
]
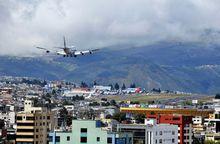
[{"left": 1, "top": 42, "right": 220, "bottom": 94}]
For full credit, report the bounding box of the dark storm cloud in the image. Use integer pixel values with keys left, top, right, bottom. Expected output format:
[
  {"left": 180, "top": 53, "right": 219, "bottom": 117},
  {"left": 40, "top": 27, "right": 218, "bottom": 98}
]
[{"left": 0, "top": 0, "right": 220, "bottom": 56}]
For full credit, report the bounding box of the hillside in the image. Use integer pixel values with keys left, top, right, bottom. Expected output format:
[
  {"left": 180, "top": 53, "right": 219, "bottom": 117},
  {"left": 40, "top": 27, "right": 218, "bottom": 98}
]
[{"left": 1, "top": 42, "right": 220, "bottom": 94}]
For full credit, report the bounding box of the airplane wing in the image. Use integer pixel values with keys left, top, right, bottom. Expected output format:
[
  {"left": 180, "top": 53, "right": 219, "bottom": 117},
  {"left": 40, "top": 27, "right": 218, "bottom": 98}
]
[
  {"left": 74, "top": 49, "right": 99, "bottom": 56},
  {"left": 36, "top": 46, "right": 60, "bottom": 54},
  {"left": 36, "top": 47, "right": 51, "bottom": 53}
]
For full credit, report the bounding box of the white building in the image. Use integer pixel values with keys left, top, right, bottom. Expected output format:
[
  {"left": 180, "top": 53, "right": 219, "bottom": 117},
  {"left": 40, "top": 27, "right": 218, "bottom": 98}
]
[
  {"left": 63, "top": 88, "right": 93, "bottom": 98},
  {"left": 192, "top": 116, "right": 204, "bottom": 133},
  {"left": 0, "top": 111, "right": 15, "bottom": 128},
  {"left": 117, "top": 119, "right": 178, "bottom": 144},
  {"left": 93, "top": 85, "right": 112, "bottom": 91}
]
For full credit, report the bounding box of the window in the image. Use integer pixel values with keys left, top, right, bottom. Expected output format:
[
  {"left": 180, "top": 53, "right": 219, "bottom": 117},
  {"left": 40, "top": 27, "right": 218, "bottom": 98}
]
[
  {"left": 173, "top": 117, "right": 180, "bottom": 120},
  {"left": 48, "top": 136, "right": 53, "bottom": 142},
  {"left": 26, "top": 116, "right": 34, "bottom": 120},
  {"left": 80, "top": 137, "right": 87, "bottom": 143},
  {"left": 67, "top": 136, "right": 70, "bottom": 141},
  {"left": 172, "top": 139, "right": 175, "bottom": 143},
  {"left": 159, "top": 131, "right": 162, "bottom": 135},
  {"left": 47, "top": 116, "right": 50, "bottom": 120},
  {"left": 36, "top": 129, "right": 39, "bottom": 132},
  {"left": 81, "top": 128, "right": 87, "bottom": 133},
  {"left": 155, "top": 139, "right": 157, "bottom": 144},
  {"left": 172, "top": 131, "right": 175, "bottom": 135},
  {"left": 187, "top": 130, "right": 189, "bottom": 133},
  {"left": 107, "top": 138, "right": 112, "bottom": 143},
  {"left": 97, "top": 137, "right": 100, "bottom": 142},
  {"left": 159, "top": 139, "right": 162, "bottom": 143},
  {"left": 17, "top": 116, "right": 22, "bottom": 120},
  {"left": 55, "top": 136, "right": 60, "bottom": 142}
]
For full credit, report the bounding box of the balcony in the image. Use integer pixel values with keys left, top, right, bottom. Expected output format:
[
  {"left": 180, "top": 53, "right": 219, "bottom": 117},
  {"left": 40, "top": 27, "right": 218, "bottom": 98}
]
[
  {"left": 16, "top": 138, "right": 34, "bottom": 142},
  {"left": 17, "top": 120, "right": 34, "bottom": 123},
  {"left": 17, "top": 126, "right": 34, "bottom": 129},
  {"left": 16, "top": 132, "right": 34, "bottom": 135}
]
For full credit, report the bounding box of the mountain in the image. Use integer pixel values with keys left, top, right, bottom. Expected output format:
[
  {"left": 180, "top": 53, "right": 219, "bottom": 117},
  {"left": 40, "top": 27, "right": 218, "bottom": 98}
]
[{"left": 1, "top": 42, "right": 220, "bottom": 94}]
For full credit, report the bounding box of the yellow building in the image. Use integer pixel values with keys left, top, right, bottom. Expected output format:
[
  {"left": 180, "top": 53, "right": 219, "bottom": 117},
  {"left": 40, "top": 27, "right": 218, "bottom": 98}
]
[{"left": 16, "top": 100, "right": 55, "bottom": 144}]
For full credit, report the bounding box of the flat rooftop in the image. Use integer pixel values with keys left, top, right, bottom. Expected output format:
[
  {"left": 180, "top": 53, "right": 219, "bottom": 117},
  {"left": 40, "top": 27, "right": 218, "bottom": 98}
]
[{"left": 120, "top": 107, "right": 214, "bottom": 117}]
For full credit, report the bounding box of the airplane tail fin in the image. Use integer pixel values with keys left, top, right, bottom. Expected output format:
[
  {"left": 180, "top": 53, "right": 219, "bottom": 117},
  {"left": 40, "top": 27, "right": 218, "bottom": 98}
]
[{"left": 63, "top": 36, "right": 66, "bottom": 48}]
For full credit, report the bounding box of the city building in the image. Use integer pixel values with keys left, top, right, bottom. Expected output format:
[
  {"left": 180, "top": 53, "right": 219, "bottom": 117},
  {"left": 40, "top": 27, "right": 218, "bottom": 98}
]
[
  {"left": 49, "top": 120, "right": 133, "bottom": 144},
  {"left": 16, "top": 100, "right": 56, "bottom": 144},
  {"left": 0, "top": 111, "right": 15, "bottom": 128},
  {"left": 117, "top": 119, "right": 178, "bottom": 144},
  {"left": 204, "top": 108, "right": 220, "bottom": 142},
  {"left": 145, "top": 114, "right": 193, "bottom": 144},
  {"left": 192, "top": 116, "right": 204, "bottom": 133},
  {"left": 120, "top": 107, "right": 213, "bottom": 144}
]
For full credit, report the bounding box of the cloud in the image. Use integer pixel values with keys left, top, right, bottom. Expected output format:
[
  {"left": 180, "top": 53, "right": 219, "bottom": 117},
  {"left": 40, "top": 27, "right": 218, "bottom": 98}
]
[{"left": 0, "top": 0, "right": 220, "bottom": 56}]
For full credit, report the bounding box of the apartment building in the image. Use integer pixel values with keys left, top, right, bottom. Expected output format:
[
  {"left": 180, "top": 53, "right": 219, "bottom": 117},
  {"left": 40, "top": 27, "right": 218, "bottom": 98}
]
[{"left": 16, "top": 100, "right": 55, "bottom": 144}]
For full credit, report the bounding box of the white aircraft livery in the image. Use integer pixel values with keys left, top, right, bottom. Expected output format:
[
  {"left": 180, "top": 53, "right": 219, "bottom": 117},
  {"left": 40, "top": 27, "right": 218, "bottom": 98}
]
[{"left": 36, "top": 37, "right": 99, "bottom": 57}]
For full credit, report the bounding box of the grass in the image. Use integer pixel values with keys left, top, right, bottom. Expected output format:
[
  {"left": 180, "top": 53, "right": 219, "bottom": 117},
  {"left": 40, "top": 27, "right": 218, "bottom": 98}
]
[{"left": 102, "top": 93, "right": 191, "bottom": 103}]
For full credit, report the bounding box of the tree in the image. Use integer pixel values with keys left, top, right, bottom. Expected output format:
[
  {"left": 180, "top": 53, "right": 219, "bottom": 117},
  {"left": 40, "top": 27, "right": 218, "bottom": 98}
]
[
  {"left": 204, "top": 140, "right": 218, "bottom": 144},
  {"left": 89, "top": 102, "right": 100, "bottom": 106},
  {"left": 134, "top": 113, "right": 146, "bottom": 123},
  {"left": 101, "top": 98, "right": 107, "bottom": 101},
  {"left": 93, "top": 81, "right": 97, "bottom": 86},
  {"left": 52, "top": 89, "right": 56, "bottom": 95},
  {"left": 59, "top": 107, "right": 68, "bottom": 127},
  {"left": 112, "top": 112, "right": 126, "bottom": 122},
  {"left": 108, "top": 84, "right": 114, "bottom": 90},
  {"left": 66, "top": 115, "right": 73, "bottom": 127},
  {"left": 130, "top": 101, "right": 140, "bottom": 104},
  {"left": 121, "top": 83, "right": 126, "bottom": 90},
  {"left": 110, "top": 99, "right": 117, "bottom": 106},
  {"left": 59, "top": 107, "right": 68, "bottom": 119},
  {"left": 0, "top": 119, "right": 4, "bottom": 129},
  {"left": 215, "top": 93, "right": 220, "bottom": 99},
  {"left": 80, "top": 81, "right": 88, "bottom": 88},
  {"left": 130, "top": 83, "right": 136, "bottom": 88},
  {"left": 101, "top": 102, "right": 110, "bottom": 106},
  {"left": 152, "top": 88, "right": 161, "bottom": 93},
  {"left": 63, "top": 100, "right": 72, "bottom": 105},
  {"left": 114, "top": 83, "right": 120, "bottom": 90}
]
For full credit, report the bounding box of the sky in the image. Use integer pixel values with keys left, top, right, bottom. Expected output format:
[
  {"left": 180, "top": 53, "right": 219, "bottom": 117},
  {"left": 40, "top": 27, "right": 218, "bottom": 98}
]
[{"left": 1, "top": 0, "right": 220, "bottom": 56}]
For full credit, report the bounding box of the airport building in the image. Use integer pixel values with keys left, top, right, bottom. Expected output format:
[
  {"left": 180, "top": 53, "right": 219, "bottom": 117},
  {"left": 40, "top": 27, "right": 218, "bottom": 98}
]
[{"left": 16, "top": 100, "right": 55, "bottom": 144}]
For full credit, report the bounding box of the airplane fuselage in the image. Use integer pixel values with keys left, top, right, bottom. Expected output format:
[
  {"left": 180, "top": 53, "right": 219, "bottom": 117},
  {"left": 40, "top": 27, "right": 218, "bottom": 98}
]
[{"left": 57, "top": 48, "right": 77, "bottom": 57}]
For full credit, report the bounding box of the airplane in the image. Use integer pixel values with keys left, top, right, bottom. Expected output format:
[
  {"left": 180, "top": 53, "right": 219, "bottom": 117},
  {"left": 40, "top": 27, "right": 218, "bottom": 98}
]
[{"left": 36, "top": 37, "right": 99, "bottom": 57}]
